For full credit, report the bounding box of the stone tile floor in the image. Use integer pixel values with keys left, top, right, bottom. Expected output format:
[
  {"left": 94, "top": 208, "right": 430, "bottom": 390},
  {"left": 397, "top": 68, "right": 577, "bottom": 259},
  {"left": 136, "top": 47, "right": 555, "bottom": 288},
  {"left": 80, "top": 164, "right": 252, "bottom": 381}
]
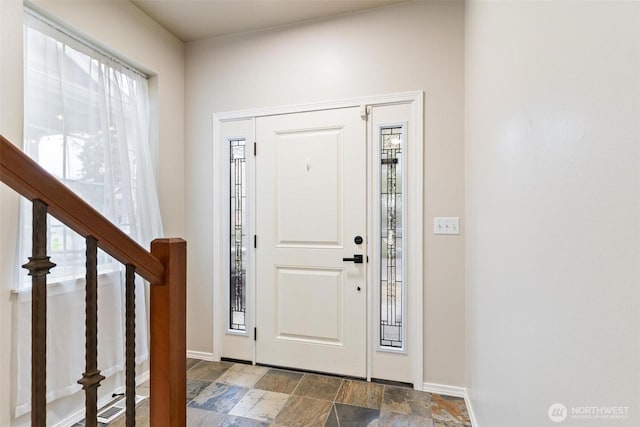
[{"left": 84, "top": 358, "right": 472, "bottom": 426}]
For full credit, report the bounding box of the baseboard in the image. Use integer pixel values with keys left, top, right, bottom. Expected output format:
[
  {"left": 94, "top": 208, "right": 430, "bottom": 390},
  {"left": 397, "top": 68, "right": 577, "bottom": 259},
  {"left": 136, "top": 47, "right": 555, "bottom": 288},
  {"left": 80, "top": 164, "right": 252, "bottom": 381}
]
[
  {"left": 464, "top": 389, "right": 479, "bottom": 427},
  {"left": 187, "top": 350, "right": 216, "bottom": 361},
  {"left": 422, "top": 382, "right": 466, "bottom": 398},
  {"left": 55, "top": 371, "right": 150, "bottom": 427},
  {"left": 422, "top": 383, "right": 478, "bottom": 426}
]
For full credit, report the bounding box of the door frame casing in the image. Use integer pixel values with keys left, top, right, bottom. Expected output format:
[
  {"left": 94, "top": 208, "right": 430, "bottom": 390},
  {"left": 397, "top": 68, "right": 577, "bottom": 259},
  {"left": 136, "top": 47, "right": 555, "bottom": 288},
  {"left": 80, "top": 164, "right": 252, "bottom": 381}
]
[{"left": 211, "top": 91, "right": 424, "bottom": 388}]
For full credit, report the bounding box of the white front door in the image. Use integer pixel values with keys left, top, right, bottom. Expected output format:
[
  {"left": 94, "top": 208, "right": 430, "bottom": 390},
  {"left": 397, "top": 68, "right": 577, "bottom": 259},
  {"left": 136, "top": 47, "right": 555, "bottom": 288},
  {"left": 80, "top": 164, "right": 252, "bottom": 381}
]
[{"left": 255, "top": 107, "right": 367, "bottom": 377}]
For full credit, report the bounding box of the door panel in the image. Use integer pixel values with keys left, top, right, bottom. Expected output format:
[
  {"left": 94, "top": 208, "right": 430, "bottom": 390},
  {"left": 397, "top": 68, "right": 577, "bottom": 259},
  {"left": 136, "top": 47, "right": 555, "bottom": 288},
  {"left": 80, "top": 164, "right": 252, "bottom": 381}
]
[
  {"left": 275, "top": 267, "right": 343, "bottom": 344},
  {"left": 256, "top": 107, "right": 366, "bottom": 377},
  {"left": 275, "top": 128, "right": 342, "bottom": 246}
]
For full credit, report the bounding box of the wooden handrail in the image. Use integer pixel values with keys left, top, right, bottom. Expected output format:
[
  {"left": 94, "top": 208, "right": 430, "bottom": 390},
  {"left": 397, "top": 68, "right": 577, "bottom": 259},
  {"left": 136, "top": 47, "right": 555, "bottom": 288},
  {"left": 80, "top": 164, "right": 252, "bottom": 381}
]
[
  {"left": 1, "top": 134, "right": 186, "bottom": 425},
  {"left": 0, "top": 134, "right": 164, "bottom": 284}
]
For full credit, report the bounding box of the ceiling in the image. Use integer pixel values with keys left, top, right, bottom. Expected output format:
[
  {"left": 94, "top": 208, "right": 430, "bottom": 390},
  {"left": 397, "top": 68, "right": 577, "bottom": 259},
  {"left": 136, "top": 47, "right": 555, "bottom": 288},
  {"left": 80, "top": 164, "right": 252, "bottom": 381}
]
[{"left": 129, "top": 0, "right": 409, "bottom": 42}]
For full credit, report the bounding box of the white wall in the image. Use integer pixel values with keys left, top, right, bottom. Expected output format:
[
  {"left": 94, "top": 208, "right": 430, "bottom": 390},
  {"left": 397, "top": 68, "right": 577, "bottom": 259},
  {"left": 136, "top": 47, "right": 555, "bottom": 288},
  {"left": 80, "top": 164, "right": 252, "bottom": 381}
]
[
  {"left": 466, "top": 1, "right": 640, "bottom": 426},
  {"left": 0, "top": 1, "right": 184, "bottom": 424},
  {"left": 0, "top": 1, "right": 25, "bottom": 425},
  {"left": 185, "top": 0, "right": 466, "bottom": 386}
]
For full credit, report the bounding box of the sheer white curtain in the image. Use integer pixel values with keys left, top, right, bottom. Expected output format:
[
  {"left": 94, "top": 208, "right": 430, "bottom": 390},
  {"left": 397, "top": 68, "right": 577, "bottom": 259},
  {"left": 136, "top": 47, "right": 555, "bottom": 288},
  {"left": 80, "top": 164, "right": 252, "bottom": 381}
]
[{"left": 15, "top": 10, "right": 163, "bottom": 417}]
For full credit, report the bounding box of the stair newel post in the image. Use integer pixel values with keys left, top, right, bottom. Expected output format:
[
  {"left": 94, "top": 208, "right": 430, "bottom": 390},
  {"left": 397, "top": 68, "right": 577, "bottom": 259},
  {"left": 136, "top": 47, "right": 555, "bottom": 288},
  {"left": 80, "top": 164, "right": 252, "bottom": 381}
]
[
  {"left": 150, "top": 238, "right": 187, "bottom": 427},
  {"left": 22, "top": 199, "right": 56, "bottom": 426}
]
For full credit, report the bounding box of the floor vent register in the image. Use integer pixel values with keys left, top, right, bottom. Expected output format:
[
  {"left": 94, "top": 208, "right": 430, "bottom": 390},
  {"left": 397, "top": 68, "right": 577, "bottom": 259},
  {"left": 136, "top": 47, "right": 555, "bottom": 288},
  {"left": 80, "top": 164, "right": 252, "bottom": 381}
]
[{"left": 96, "top": 395, "right": 145, "bottom": 424}]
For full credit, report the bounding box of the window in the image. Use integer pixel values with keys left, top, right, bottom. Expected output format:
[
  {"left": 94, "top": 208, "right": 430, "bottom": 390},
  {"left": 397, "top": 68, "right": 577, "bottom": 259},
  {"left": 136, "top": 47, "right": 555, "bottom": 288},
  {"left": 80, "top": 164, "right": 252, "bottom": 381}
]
[
  {"left": 229, "top": 138, "right": 248, "bottom": 332},
  {"left": 20, "top": 9, "right": 162, "bottom": 284},
  {"left": 379, "top": 125, "right": 406, "bottom": 350},
  {"left": 15, "top": 9, "right": 162, "bottom": 417}
]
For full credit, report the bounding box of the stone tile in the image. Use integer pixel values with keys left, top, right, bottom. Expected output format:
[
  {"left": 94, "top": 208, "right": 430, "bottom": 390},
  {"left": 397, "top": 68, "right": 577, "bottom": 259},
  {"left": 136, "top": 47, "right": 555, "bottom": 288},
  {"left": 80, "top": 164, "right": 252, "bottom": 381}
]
[
  {"left": 187, "top": 378, "right": 213, "bottom": 402},
  {"left": 381, "top": 385, "right": 432, "bottom": 418},
  {"left": 188, "top": 382, "right": 248, "bottom": 414},
  {"left": 335, "top": 379, "right": 384, "bottom": 410},
  {"left": 273, "top": 396, "right": 333, "bottom": 427},
  {"left": 433, "top": 421, "right": 464, "bottom": 427},
  {"left": 333, "top": 403, "right": 380, "bottom": 426},
  {"left": 378, "top": 411, "right": 434, "bottom": 427},
  {"left": 431, "top": 394, "right": 471, "bottom": 426},
  {"left": 187, "top": 407, "right": 226, "bottom": 426},
  {"left": 108, "top": 399, "right": 150, "bottom": 427},
  {"left": 228, "top": 388, "right": 290, "bottom": 423},
  {"left": 107, "top": 360, "right": 473, "bottom": 427},
  {"left": 324, "top": 405, "right": 339, "bottom": 427},
  {"left": 187, "top": 357, "right": 201, "bottom": 370},
  {"left": 217, "top": 363, "right": 270, "bottom": 388},
  {"left": 188, "top": 360, "right": 234, "bottom": 382},
  {"left": 220, "top": 414, "right": 270, "bottom": 426},
  {"left": 293, "top": 374, "right": 343, "bottom": 401},
  {"left": 254, "top": 369, "right": 303, "bottom": 394}
]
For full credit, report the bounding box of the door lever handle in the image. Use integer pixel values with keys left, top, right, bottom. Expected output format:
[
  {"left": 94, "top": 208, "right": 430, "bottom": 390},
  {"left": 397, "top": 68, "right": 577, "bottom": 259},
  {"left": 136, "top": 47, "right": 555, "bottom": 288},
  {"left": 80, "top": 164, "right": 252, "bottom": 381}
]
[{"left": 342, "top": 254, "right": 363, "bottom": 264}]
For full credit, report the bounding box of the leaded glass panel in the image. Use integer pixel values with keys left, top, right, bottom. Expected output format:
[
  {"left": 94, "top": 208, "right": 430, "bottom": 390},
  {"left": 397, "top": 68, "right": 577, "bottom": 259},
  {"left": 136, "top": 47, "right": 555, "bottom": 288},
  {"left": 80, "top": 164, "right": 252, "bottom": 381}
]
[
  {"left": 380, "top": 127, "right": 403, "bottom": 348},
  {"left": 230, "top": 139, "right": 247, "bottom": 331}
]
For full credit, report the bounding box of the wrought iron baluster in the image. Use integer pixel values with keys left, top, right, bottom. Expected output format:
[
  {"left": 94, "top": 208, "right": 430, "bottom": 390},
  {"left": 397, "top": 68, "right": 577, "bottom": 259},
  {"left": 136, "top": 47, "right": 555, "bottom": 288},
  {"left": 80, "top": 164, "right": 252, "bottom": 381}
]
[
  {"left": 125, "top": 264, "right": 136, "bottom": 426},
  {"left": 77, "top": 236, "right": 105, "bottom": 426},
  {"left": 22, "top": 199, "right": 56, "bottom": 426}
]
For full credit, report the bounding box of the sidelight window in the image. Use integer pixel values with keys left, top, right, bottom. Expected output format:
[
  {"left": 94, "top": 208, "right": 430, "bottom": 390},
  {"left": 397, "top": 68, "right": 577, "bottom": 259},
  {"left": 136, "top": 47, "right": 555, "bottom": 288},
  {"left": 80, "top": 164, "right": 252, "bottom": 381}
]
[
  {"left": 379, "top": 125, "right": 406, "bottom": 350},
  {"left": 229, "top": 138, "right": 248, "bottom": 332}
]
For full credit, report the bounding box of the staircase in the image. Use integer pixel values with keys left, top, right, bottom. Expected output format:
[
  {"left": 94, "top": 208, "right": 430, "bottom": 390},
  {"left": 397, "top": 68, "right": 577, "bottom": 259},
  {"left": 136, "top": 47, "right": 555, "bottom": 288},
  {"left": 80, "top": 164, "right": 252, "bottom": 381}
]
[{"left": 0, "top": 135, "right": 187, "bottom": 426}]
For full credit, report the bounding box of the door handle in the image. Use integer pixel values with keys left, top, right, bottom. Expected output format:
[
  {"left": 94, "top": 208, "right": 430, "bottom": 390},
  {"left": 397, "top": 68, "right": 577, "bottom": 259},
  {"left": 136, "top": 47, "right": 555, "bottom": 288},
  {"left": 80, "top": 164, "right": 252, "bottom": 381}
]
[{"left": 342, "top": 254, "right": 363, "bottom": 264}]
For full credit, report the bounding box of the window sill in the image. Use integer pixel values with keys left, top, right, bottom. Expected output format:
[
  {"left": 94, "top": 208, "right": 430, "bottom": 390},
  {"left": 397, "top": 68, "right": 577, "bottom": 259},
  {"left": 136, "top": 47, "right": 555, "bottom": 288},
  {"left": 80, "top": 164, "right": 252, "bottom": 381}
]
[{"left": 11, "top": 265, "right": 121, "bottom": 298}]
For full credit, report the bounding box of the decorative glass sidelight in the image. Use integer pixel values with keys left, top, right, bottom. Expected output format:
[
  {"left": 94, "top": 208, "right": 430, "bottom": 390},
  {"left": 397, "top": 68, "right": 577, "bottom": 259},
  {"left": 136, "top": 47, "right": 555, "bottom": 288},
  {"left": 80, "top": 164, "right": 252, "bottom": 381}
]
[
  {"left": 230, "top": 139, "right": 247, "bottom": 331},
  {"left": 380, "top": 126, "right": 404, "bottom": 349}
]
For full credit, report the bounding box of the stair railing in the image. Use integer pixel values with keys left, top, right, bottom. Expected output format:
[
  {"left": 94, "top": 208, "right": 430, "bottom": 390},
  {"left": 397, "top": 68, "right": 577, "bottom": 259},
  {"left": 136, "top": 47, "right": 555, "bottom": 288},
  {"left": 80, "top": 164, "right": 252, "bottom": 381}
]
[{"left": 0, "top": 134, "right": 186, "bottom": 426}]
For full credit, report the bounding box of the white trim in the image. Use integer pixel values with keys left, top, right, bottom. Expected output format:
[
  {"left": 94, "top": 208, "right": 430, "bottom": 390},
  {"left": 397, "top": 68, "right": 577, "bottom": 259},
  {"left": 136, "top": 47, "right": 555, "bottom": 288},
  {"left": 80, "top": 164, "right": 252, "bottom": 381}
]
[
  {"left": 212, "top": 91, "right": 424, "bottom": 386},
  {"left": 464, "top": 389, "right": 480, "bottom": 427},
  {"left": 411, "top": 92, "right": 424, "bottom": 390},
  {"left": 365, "top": 106, "right": 373, "bottom": 383},
  {"left": 250, "top": 116, "right": 257, "bottom": 365},
  {"left": 215, "top": 91, "right": 423, "bottom": 122},
  {"left": 422, "top": 384, "right": 479, "bottom": 426},
  {"left": 187, "top": 350, "right": 217, "bottom": 362},
  {"left": 212, "top": 117, "right": 224, "bottom": 363},
  {"left": 55, "top": 371, "right": 150, "bottom": 427},
  {"left": 422, "top": 382, "right": 466, "bottom": 399}
]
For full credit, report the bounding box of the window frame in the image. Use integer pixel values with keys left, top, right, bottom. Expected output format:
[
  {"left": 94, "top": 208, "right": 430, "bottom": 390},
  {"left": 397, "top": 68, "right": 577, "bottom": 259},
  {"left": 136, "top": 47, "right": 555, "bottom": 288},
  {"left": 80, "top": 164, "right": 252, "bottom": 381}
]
[
  {"left": 19, "top": 7, "right": 150, "bottom": 290},
  {"left": 375, "top": 122, "right": 409, "bottom": 354}
]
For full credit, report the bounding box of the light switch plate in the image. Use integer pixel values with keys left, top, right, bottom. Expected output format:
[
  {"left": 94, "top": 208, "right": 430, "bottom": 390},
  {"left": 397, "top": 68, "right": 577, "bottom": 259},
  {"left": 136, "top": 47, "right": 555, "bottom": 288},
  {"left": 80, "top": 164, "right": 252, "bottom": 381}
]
[{"left": 433, "top": 217, "right": 460, "bottom": 235}]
